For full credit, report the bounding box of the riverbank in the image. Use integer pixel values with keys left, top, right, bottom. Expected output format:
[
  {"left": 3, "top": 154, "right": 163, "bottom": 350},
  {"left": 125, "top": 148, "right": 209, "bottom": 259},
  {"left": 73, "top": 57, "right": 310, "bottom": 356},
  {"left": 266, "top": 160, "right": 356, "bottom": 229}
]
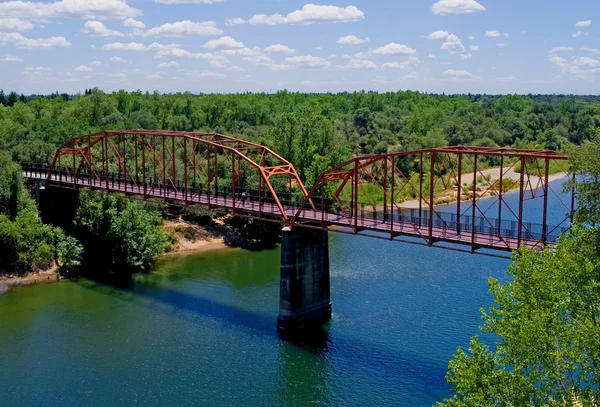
[
  {"left": 0, "top": 266, "right": 59, "bottom": 291},
  {"left": 399, "top": 169, "right": 568, "bottom": 209},
  {"left": 161, "top": 219, "right": 229, "bottom": 257}
]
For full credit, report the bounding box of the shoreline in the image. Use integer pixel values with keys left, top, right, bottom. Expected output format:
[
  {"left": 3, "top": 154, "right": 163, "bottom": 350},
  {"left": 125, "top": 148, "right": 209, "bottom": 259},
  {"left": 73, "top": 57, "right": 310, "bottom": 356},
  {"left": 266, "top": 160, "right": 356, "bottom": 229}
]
[
  {"left": 398, "top": 171, "right": 568, "bottom": 210},
  {"left": 0, "top": 266, "right": 59, "bottom": 292}
]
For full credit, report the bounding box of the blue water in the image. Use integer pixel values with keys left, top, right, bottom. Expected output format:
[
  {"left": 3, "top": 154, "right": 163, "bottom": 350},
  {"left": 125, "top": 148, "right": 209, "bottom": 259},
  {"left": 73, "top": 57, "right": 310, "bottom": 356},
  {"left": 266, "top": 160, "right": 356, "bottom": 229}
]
[{"left": 0, "top": 178, "right": 572, "bottom": 406}]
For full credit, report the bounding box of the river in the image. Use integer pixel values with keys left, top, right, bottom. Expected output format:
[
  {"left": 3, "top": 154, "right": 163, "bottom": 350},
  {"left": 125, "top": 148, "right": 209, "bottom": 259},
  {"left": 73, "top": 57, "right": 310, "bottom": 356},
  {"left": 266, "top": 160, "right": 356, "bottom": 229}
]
[{"left": 0, "top": 179, "right": 572, "bottom": 406}]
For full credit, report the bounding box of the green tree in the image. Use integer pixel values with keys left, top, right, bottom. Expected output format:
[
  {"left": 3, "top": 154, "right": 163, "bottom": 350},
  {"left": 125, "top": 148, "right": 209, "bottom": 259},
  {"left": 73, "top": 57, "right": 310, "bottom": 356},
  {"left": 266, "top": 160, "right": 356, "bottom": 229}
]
[
  {"left": 75, "top": 190, "right": 166, "bottom": 272},
  {"left": 438, "top": 228, "right": 600, "bottom": 406}
]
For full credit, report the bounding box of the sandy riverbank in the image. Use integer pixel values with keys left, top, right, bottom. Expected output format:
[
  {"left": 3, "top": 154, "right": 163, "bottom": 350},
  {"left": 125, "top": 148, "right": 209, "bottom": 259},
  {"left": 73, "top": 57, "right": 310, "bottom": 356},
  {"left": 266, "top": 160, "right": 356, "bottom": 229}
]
[
  {"left": 398, "top": 169, "right": 568, "bottom": 209},
  {"left": 0, "top": 266, "right": 59, "bottom": 291}
]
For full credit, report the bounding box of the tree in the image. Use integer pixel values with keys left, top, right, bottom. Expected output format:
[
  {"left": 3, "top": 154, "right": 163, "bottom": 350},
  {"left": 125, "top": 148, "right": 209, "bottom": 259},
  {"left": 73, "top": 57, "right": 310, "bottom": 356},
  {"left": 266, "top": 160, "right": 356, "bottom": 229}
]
[
  {"left": 0, "top": 89, "right": 5, "bottom": 106},
  {"left": 438, "top": 143, "right": 600, "bottom": 406},
  {"left": 0, "top": 151, "right": 34, "bottom": 220},
  {"left": 568, "top": 138, "right": 600, "bottom": 226},
  {"left": 6, "top": 91, "right": 18, "bottom": 107},
  {"left": 75, "top": 190, "right": 166, "bottom": 272}
]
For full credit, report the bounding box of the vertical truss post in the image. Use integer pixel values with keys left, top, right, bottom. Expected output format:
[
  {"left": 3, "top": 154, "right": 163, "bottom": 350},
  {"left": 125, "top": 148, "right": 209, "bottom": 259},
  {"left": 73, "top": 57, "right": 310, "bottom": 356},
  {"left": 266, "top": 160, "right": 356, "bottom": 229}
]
[
  {"left": 232, "top": 152, "right": 236, "bottom": 213},
  {"left": 419, "top": 153, "right": 424, "bottom": 228},
  {"left": 457, "top": 153, "right": 462, "bottom": 235},
  {"left": 152, "top": 137, "right": 157, "bottom": 190},
  {"left": 142, "top": 135, "right": 147, "bottom": 199},
  {"left": 171, "top": 135, "right": 176, "bottom": 188},
  {"left": 88, "top": 134, "right": 92, "bottom": 185},
  {"left": 428, "top": 151, "right": 435, "bottom": 246},
  {"left": 498, "top": 155, "right": 504, "bottom": 232},
  {"left": 390, "top": 156, "right": 395, "bottom": 239},
  {"left": 134, "top": 135, "right": 139, "bottom": 190},
  {"left": 184, "top": 137, "right": 188, "bottom": 203},
  {"left": 162, "top": 137, "right": 166, "bottom": 198},
  {"left": 103, "top": 135, "right": 109, "bottom": 190},
  {"left": 517, "top": 156, "right": 525, "bottom": 248},
  {"left": 321, "top": 179, "right": 325, "bottom": 228},
  {"left": 123, "top": 134, "right": 127, "bottom": 192},
  {"left": 542, "top": 158, "right": 549, "bottom": 245},
  {"left": 214, "top": 148, "right": 218, "bottom": 203},
  {"left": 570, "top": 172, "right": 576, "bottom": 225},
  {"left": 383, "top": 157, "right": 388, "bottom": 223},
  {"left": 207, "top": 145, "right": 212, "bottom": 206},
  {"left": 354, "top": 159, "right": 359, "bottom": 233},
  {"left": 471, "top": 154, "right": 478, "bottom": 253}
]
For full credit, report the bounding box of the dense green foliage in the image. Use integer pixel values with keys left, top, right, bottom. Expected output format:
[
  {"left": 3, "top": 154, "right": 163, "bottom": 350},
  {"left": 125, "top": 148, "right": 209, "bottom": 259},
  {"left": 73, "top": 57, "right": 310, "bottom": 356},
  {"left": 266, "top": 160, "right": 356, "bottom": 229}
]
[
  {"left": 0, "top": 153, "right": 81, "bottom": 275},
  {"left": 74, "top": 190, "right": 166, "bottom": 273},
  {"left": 438, "top": 144, "right": 600, "bottom": 406},
  {"left": 1, "top": 90, "right": 599, "bottom": 183},
  {"left": 438, "top": 228, "right": 600, "bottom": 406}
]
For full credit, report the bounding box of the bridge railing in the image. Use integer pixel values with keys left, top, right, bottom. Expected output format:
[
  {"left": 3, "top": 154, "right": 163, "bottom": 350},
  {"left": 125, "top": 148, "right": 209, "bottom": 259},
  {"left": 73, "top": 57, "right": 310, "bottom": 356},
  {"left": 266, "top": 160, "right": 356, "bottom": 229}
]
[{"left": 24, "top": 164, "right": 570, "bottom": 245}]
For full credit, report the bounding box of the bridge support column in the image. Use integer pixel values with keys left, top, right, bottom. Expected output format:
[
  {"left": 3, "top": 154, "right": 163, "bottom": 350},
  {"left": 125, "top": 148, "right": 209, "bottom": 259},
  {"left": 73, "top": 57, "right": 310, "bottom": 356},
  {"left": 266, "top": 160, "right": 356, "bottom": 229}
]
[{"left": 277, "top": 227, "right": 331, "bottom": 332}]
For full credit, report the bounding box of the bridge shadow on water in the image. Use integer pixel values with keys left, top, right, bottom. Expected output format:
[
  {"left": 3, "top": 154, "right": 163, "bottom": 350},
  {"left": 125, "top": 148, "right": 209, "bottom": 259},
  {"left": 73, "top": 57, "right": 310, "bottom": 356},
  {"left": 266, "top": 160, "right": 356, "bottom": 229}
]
[{"left": 74, "top": 272, "right": 449, "bottom": 391}]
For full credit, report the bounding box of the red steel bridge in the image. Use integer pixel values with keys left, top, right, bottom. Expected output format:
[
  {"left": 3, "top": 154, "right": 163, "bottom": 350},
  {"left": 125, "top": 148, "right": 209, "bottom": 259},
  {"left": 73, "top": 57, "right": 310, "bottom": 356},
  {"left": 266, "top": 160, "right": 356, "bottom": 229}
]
[{"left": 23, "top": 130, "right": 574, "bottom": 258}]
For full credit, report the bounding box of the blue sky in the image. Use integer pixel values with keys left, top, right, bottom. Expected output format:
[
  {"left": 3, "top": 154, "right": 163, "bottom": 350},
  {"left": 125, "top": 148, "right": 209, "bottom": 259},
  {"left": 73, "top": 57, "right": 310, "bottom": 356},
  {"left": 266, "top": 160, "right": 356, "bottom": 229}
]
[{"left": 0, "top": 0, "right": 599, "bottom": 94}]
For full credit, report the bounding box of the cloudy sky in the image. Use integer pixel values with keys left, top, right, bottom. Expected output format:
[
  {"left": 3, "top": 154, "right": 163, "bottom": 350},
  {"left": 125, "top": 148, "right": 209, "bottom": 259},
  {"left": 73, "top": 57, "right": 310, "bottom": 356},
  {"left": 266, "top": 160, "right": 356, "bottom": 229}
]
[{"left": 0, "top": 0, "right": 598, "bottom": 95}]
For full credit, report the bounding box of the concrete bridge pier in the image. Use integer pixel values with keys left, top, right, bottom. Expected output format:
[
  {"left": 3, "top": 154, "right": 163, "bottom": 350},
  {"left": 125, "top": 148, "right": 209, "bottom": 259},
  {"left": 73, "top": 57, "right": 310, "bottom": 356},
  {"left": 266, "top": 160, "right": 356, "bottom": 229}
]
[{"left": 277, "top": 227, "right": 331, "bottom": 332}]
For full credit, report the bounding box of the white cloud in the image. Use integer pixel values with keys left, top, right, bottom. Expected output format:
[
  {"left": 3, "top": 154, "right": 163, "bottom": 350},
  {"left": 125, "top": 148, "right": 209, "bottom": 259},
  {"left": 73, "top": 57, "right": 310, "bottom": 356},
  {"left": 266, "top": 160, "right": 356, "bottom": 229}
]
[
  {"left": 496, "top": 43, "right": 506, "bottom": 48},
  {"left": 110, "top": 56, "right": 127, "bottom": 62},
  {"left": 201, "top": 36, "right": 244, "bottom": 50},
  {"left": 443, "top": 69, "right": 473, "bottom": 78},
  {"left": 154, "top": 47, "right": 230, "bottom": 68},
  {"left": 431, "top": 0, "right": 485, "bottom": 16},
  {"left": 428, "top": 54, "right": 436, "bottom": 59},
  {"left": 25, "top": 66, "right": 51, "bottom": 71},
  {"left": 343, "top": 59, "right": 377, "bottom": 70},
  {"left": 0, "top": 54, "right": 24, "bottom": 62},
  {"left": 228, "top": 4, "right": 365, "bottom": 26},
  {"left": 228, "top": 65, "right": 244, "bottom": 72},
  {"left": 0, "top": 0, "right": 141, "bottom": 21},
  {"left": 485, "top": 30, "right": 501, "bottom": 37},
  {"left": 264, "top": 44, "right": 296, "bottom": 54},
  {"left": 284, "top": 55, "right": 331, "bottom": 69},
  {"left": 357, "top": 43, "right": 416, "bottom": 58},
  {"left": 0, "top": 18, "right": 35, "bottom": 32},
  {"left": 157, "top": 61, "right": 180, "bottom": 68},
  {"left": 572, "top": 31, "right": 589, "bottom": 38},
  {"left": 123, "top": 18, "right": 145, "bottom": 29},
  {"left": 469, "top": 45, "right": 479, "bottom": 51},
  {"left": 82, "top": 21, "right": 125, "bottom": 37},
  {"left": 572, "top": 56, "right": 600, "bottom": 69},
  {"left": 575, "top": 20, "right": 592, "bottom": 28},
  {"left": 221, "top": 47, "right": 261, "bottom": 57},
  {"left": 426, "top": 31, "right": 465, "bottom": 54},
  {"left": 90, "top": 60, "right": 101, "bottom": 66},
  {"left": 460, "top": 53, "right": 472, "bottom": 60},
  {"left": 549, "top": 46, "right": 574, "bottom": 54},
  {"left": 145, "top": 20, "right": 223, "bottom": 37},
  {"left": 75, "top": 65, "right": 92, "bottom": 72},
  {"left": 192, "top": 69, "right": 225, "bottom": 78},
  {"left": 338, "top": 35, "right": 368, "bottom": 45},
  {"left": 381, "top": 56, "right": 420, "bottom": 69},
  {"left": 147, "top": 74, "right": 162, "bottom": 79},
  {"left": 496, "top": 75, "right": 518, "bottom": 81},
  {"left": 0, "top": 32, "right": 71, "bottom": 48},
  {"left": 467, "top": 36, "right": 475, "bottom": 40},
  {"left": 155, "top": 0, "right": 224, "bottom": 3},
  {"left": 103, "top": 42, "right": 180, "bottom": 51},
  {"left": 580, "top": 47, "right": 600, "bottom": 55}
]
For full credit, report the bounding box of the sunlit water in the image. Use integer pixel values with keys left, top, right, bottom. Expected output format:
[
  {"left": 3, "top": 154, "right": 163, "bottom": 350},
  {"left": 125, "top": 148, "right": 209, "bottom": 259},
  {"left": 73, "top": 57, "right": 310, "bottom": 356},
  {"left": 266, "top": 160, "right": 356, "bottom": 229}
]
[{"left": 0, "top": 180, "right": 571, "bottom": 406}]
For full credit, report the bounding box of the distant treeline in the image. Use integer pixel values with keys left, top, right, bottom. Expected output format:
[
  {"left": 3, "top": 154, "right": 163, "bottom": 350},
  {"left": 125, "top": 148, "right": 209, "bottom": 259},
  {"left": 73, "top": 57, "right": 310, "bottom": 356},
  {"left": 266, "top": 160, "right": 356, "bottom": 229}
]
[{"left": 0, "top": 89, "right": 599, "bottom": 186}]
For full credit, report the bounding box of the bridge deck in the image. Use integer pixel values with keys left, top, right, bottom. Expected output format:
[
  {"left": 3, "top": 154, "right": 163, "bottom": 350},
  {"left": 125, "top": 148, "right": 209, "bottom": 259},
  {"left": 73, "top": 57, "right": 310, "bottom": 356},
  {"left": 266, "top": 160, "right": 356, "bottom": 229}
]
[{"left": 25, "top": 169, "right": 555, "bottom": 254}]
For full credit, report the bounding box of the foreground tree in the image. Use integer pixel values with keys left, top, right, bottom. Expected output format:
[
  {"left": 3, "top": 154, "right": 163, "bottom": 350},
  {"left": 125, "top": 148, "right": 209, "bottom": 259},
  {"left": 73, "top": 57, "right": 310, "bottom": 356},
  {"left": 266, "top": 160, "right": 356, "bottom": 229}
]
[
  {"left": 438, "top": 228, "right": 600, "bottom": 406},
  {"left": 439, "top": 140, "right": 600, "bottom": 406}
]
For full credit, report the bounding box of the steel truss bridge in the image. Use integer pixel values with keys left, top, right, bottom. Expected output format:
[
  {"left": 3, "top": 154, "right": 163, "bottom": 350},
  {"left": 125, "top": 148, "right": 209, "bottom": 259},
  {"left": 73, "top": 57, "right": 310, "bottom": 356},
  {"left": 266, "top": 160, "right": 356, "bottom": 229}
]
[{"left": 23, "top": 130, "right": 574, "bottom": 258}]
